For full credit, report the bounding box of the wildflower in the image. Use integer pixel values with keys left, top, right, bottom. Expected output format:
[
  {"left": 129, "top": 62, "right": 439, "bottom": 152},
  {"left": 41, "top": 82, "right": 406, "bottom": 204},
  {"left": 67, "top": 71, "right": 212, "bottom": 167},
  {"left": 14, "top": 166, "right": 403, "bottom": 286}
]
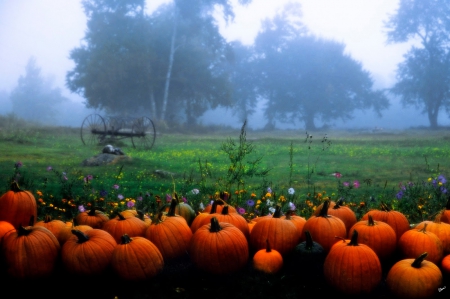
[
  {"left": 268, "top": 207, "right": 276, "bottom": 214},
  {"left": 199, "top": 202, "right": 205, "bottom": 210},
  {"left": 332, "top": 172, "right": 342, "bottom": 178},
  {"left": 137, "top": 196, "right": 143, "bottom": 201},
  {"left": 100, "top": 190, "right": 108, "bottom": 197},
  {"left": 278, "top": 195, "right": 286, "bottom": 202},
  {"left": 251, "top": 193, "right": 256, "bottom": 197},
  {"left": 15, "top": 161, "right": 23, "bottom": 168},
  {"left": 438, "top": 175, "right": 447, "bottom": 184},
  {"left": 343, "top": 182, "right": 350, "bottom": 187},
  {"left": 256, "top": 200, "right": 262, "bottom": 205},
  {"left": 127, "top": 201, "right": 135, "bottom": 208},
  {"left": 191, "top": 188, "right": 200, "bottom": 195},
  {"left": 266, "top": 199, "right": 273, "bottom": 206},
  {"left": 265, "top": 192, "right": 272, "bottom": 198},
  {"left": 78, "top": 205, "right": 85, "bottom": 213},
  {"left": 247, "top": 199, "right": 255, "bottom": 207},
  {"left": 113, "top": 184, "right": 120, "bottom": 190},
  {"left": 166, "top": 194, "right": 172, "bottom": 202},
  {"left": 396, "top": 190, "right": 404, "bottom": 199},
  {"left": 47, "top": 166, "right": 53, "bottom": 171},
  {"left": 288, "top": 202, "right": 296, "bottom": 211},
  {"left": 36, "top": 190, "right": 43, "bottom": 197},
  {"left": 353, "top": 180, "right": 360, "bottom": 188},
  {"left": 288, "top": 187, "right": 295, "bottom": 195},
  {"left": 182, "top": 197, "right": 187, "bottom": 203},
  {"left": 441, "top": 187, "right": 448, "bottom": 194},
  {"left": 267, "top": 187, "right": 272, "bottom": 194},
  {"left": 118, "top": 194, "right": 124, "bottom": 200},
  {"left": 237, "top": 207, "right": 246, "bottom": 215}
]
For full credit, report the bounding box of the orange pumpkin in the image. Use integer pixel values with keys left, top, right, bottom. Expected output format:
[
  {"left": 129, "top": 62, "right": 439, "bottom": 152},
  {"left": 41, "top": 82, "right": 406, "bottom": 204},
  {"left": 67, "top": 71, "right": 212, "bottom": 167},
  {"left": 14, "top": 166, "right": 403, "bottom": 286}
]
[
  {"left": 324, "top": 230, "right": 382, "bottom": 295},
  {"left": 439, "top": 197, "right": 450, "bottom": 224},
  {"left": 441, "top": 254, "right": 450, "bottom": 275},
  {"left": 2, "top": 225, "right": 60, "bottom": 279},
  {"left": 252, "top": 239, "right": 283, "bottom": 274},
  {"left": 35, "top": 215, "right": 71, "bottom": 245},
  {"left": 414, "top": 215, "right": 450, "bottom": 254},
  {"left": 214, "top": 205, "right": 249, "bottom": 239},
  {"left": 0, "top": 182, "right": 37, "bottom": 228},
  {"left": 189, "top": 217, "right": 249, "bottom": 275},
  {"left": 326, "top": 199, "right": 357, "bottom": 233},
  {"left": 75, "top": 207, "right": 109, "bottom": 229},
  {"left": 61, "top": 229, "right": 117, "bottom": 276},
  {"left": 111, "top": 234, "right": 164, "bottom": 281},
  {"left": 397, "top": 223, "right": 444, "bottom": 265},
  {"left": 348, "top": 214, "right": 397, "bottom": 260},
  {"left": 102, "top": 212, "right": 147, "bottom": 244},
  {"left": 386, "top": 252, "right": 443, "bottom": 299},
  {"left": 300, "top": 200, "right": 347, "bottom": 252}
]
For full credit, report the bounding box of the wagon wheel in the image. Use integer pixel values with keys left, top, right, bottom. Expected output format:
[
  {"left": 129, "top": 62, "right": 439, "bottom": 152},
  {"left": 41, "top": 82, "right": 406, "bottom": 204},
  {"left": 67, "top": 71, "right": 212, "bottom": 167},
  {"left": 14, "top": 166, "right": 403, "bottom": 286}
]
[
  {"left": 80, "top": 114, "right": 107, "bottom": 146},
  {"left": 131, "top": 117, "right": 156, "bottom": 150}
]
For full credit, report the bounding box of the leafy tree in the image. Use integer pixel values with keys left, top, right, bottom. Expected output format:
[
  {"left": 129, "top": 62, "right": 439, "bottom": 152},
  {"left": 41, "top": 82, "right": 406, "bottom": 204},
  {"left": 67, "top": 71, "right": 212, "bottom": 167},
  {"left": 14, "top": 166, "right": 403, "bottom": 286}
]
[
  {"left": 385, "top": 0, "right": 450, "bottom": 128},
  {"left": 254, "top": 5, "right": 388, "bottom": 130},
  {"left": 10, "top": 57, "right": 68, "bottom": 124}
]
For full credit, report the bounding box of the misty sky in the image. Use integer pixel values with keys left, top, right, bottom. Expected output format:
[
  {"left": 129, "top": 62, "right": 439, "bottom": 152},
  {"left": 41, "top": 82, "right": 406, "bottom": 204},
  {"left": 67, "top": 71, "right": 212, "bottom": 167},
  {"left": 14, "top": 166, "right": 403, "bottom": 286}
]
[{"left": 0, "top": 0, "right": 447, "bottom": 129}]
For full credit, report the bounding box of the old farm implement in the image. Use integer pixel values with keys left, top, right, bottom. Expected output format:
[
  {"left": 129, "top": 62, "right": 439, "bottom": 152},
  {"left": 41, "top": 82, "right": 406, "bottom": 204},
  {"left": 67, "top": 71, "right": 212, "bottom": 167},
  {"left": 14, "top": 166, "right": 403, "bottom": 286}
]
[{"left": 80, "top": 114, "right": 156, "bottom": 150}]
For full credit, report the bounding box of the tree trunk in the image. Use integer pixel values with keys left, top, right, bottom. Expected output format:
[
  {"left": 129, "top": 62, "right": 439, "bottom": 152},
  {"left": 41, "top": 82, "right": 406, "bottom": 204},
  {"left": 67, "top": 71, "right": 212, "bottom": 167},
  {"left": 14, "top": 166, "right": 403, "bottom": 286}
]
[
  {"left": 427, "top": 107, "right": 439, "bottom": 129},
  {"left": 304, "top": 116, "right": 316, "bottom": 131},
  {"left": 161, "top": 10, "right": 178, "bottom": 122},
  {"left": 149, "top": 85, "right": 156, "bottom": 120}
]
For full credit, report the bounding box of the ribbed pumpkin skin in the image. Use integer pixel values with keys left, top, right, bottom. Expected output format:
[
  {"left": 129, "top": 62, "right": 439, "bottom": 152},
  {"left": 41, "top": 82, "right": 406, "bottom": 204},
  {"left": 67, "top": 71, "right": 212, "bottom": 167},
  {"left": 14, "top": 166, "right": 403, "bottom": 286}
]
[
  {"left": 281, "top": 213, "right": 306, "bottom": 241},
  {"left": 327, "top": 203, "right": 357, "bottom": 233},
  {"left": 250, "top": 217, "right": 298, "bottom": 256},
  {"left": 0, "top": 184, "right": 37, "bottom": 228},
  {"left": 145, "top": 215, "right": 192, "bottom": 261},
  {"left": 252, "top": 241, "right": 283, "bottom": 274},
  {"left": 398, "top": 225, "right": 444, "bottom": 265},
  {"left": 441, "top": 254, "right": 450, "bottom": 275},
  {"left": 324, "top": 231, "right": 382, "bottom": 295},
  {"left": 189, "top": 217, "right": 249, "bottom": 275},
  {"left": 61, "top": 229, "right": 117, "bottom": 276},
  {"left": 361, "top": 207, "right": 410, "bottom": 241},
  {"left": 348, "top": 215, "right": 397, "bottom": 260},
  {"left": 102, "top": 213, "right": 147, "bottom": 244},
  {"left": 414, "top": 220, "right": 450, "bottom": 254},
  {"left": 301, "top": 216, "right": 346, "bottom": 253},
  {"left": 214, "top": 206, "right": 250, "bottom": 239},
  {"left": 35, "top": 216, "right": 71, "bottom": 245},
  {"left": 386, "top": 253, "right": 442, "bottom": 299},
  {"left": 111, "top": 235, "right": 164, "bottom": 281},
  {"left": 0, "top": 221, "right": 15, "bottom": 244},
  {"left": 75, "top": 209, "right": 109, "bottom": 229},
  {"left": 2, "top": 225, "right": 60, "bottom": 279}
]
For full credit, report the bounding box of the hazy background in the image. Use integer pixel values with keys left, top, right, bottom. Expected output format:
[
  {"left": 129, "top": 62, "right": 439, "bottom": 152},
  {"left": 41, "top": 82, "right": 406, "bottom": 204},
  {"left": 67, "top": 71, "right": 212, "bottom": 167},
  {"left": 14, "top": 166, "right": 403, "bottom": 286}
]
[{"left": 0, "top": 0, "right": 447, "bottom": 130}]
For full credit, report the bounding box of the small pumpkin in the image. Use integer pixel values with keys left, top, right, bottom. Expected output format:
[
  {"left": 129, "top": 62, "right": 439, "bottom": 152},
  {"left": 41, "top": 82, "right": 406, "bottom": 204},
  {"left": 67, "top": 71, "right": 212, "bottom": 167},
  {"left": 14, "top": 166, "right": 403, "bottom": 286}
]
[
  {"left": 386, "top": 252, "right": 443, "bottom": 299},
  {"left": 414, "top": 214, "right": 450, "bottom": 254},
  {"left": 324, "top": 230, "right": 382, "bottom": 295},
  {"left": 35, "top": 215, "right": 72, "bottom": 245},
  {"left": 102, "top": 211, "right": 147, "bottom": 244},
  {"left": 326, "top": 199, "right": 357, "bottom": 233},
  {"left": 75, "top": 206, "right": 109, "bottom": 229},
  {"left": 111, "top": 234, "right": 164, "bottom": 281},
  {"left": 252, "top": 239, "right": 283, "bottom": 274}
]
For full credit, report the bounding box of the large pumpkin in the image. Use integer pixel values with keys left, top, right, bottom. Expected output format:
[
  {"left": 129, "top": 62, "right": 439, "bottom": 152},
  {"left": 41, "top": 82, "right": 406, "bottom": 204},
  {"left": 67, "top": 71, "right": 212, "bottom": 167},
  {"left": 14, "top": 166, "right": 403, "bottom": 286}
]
[
  {"left": 61, "top": 229, "right": 117, "bottom": 276},
  {"left": 102, "top": 211, "right": 147, "bottom": 244},
  {"left": 326, "top": 199, "right": 357, "bottom": 233},
  {"left": 414, "top": 216, "right": 450, "bottom": 254},
  {"left": 2, "top": 225, "right": 60, "bottom": 279},
  {"left": 214, "top": 205, "right": 249, "bottom": 239},
  {"left": 0, "top": 182, "right": 37, "bottom": 228},
  {"left": 386, "top": 252, "right": 443, "bottom": 299},
  {"left": 75, "top": 207, "right": 109, "bottom": 229},
  {"left": 111, "top": 234, "right": 164, "bottom": 281},
  {"left": 189, "top": 217, "right": 249, "bottom": 275},
  {"left": 324, "top": 230, "right": 382, "bottom": 295},
  {"left": 35, "top": 215, "right": 71, "bottom": 245}
]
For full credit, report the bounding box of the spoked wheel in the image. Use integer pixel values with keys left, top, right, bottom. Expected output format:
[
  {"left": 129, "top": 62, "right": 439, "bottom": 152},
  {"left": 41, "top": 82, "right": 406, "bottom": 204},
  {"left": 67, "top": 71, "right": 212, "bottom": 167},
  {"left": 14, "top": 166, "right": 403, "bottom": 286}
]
[
  {"left": 131, "top": 117, "right": 156, "bottom": 150},
  {"left": 80, "top": 114, "right": 107, "bottom": 146}
]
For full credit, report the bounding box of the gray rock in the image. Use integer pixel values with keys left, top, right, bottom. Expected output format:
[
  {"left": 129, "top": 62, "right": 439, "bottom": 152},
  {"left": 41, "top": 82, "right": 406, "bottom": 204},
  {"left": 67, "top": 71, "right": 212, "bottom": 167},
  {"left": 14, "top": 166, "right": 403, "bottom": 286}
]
[{"left": 82, "top": 153, "right": 131, "bottom": 166}]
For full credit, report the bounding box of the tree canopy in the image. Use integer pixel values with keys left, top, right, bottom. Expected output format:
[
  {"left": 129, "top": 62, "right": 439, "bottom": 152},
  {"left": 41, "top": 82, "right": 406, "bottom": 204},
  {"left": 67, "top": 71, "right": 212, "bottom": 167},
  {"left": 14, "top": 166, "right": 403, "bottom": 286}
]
[{"left": 385, "top": 0, "right": 450, "bottom": 128}]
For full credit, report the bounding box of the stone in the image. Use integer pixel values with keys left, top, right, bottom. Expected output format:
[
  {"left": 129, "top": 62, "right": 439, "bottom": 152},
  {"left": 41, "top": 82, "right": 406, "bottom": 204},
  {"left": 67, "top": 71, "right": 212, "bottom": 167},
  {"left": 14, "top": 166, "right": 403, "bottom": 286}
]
[
  {"left": 102, "top": 144, "right": 125, "bottom": 155},
  {"left": 82, "top": 153, "right": 131, "bottom": 166}
]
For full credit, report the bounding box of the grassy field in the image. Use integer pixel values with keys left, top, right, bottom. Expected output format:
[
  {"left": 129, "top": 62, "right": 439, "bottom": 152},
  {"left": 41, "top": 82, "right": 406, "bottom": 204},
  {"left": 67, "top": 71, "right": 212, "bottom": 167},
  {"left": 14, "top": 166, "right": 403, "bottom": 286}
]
[
  {"left": 1, "top": 119, "right": 450, "bottom": 298},
  {"left": 1, "top": 120, "right": 450, "bottom": 223}
]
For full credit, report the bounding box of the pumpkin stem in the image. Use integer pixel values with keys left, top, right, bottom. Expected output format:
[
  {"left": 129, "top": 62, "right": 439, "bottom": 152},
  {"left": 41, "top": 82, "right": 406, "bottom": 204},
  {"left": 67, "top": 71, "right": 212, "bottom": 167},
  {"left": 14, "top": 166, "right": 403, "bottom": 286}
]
[
  {"left": 166, "top": 197, "right": 178, "bottom": 217},
  {"left": 210, "top": 200, "right": 221, "bottom": 214},
  {"left": 88, "top": 207, "right": 97, "bottom": 216},
  {"left": 273, "top": 205, "right": 282, "bottom": 218},
  {"left": 333, "top": 199, "right": 343, "bottom": 209},
  {"left": 348, "top": 230, "right": 359, "bottom": 246},
  {"left": 265, "top": 239, "right": 272, "bottom": 252},
  {"left": 419, "top": 223, "right": 428, "bottom": 233},
  {"left": 120, "top": 234, "right": 132, "bottom": 245},
  {"left": 10, "top": 181, "right": 22, "bottom": 192},
  {"left": 44, "top": 215, "right": 52, "bottom": 223},
  {"left": 221, "top": 205, "right": 230, "bottom": 215},
  {"left": 17, "top": 226, "right": 32, "bottom": 236},
  {"left": 137, "top": 209, "right": 145, "bottom": 220},
  {"left": 367, "top": 214, "right": 375, "bottom": 226},
  {"left": 72, "top": 229, "right": 89, "bottom": 243},
  {"left": 411, "top": 252, "right": 428, "bottom": 268},
  {"left": 318, "top": 200, "right": 330, "bottom": 217},
  {"left": 380, "top": 202, "right": 391, "bottom": 212},
  {"left": 209, "top": 217, "right": 222, "bottom": 233},
  {"left": 305, "top": 230, "right": 314, "bottom": 250},
  {"left": 116, "top": 211, "right": 126, "bottom": 220}
]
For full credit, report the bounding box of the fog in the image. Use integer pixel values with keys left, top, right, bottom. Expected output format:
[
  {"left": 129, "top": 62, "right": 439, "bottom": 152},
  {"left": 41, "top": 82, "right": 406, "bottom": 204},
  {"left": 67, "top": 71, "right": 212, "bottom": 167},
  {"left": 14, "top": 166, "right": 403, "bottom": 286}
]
[{"left": 0, "top": 0, "right": 448, "bottom": 130}]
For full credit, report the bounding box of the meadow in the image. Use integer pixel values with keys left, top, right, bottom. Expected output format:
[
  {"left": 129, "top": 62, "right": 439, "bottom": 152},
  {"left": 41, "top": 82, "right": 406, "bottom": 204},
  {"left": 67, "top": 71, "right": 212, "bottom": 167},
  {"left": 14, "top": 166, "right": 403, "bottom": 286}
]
[{"left": 1, "top": 116, "right": 450, "bottom": 298}]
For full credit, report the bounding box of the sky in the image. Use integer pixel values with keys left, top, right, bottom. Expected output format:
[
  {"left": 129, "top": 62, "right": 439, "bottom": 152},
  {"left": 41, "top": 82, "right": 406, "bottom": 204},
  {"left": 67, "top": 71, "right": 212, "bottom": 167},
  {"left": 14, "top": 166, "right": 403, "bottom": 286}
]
[{"left": 0, "top": 0, "right": 443, "bottom": 129}]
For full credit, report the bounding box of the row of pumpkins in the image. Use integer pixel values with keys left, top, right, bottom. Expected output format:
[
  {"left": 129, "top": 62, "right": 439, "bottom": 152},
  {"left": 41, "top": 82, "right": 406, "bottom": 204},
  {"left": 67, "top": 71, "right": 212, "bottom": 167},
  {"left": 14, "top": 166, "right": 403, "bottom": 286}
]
[{"left": 1, "top": 182, "right": 450, "bottom": 298}]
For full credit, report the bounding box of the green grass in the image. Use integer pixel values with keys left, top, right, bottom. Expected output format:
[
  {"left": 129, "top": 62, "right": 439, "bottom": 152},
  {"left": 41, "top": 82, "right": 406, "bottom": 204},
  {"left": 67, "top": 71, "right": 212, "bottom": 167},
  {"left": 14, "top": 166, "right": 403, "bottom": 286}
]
[{"left": 1, "top": 121, "right": 450, "bottom": 224}]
